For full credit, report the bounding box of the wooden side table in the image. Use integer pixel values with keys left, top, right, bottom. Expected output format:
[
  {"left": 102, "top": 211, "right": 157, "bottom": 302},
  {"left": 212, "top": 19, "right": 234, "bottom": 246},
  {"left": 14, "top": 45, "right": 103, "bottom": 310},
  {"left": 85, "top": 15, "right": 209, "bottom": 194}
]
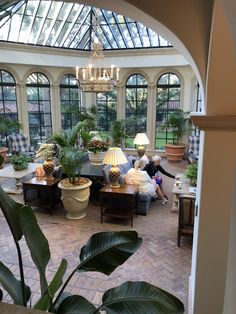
[
  {"left": 99, "top": 184, "right": 138, "bottom": 227},
  {"left": 22, "top": 177, "right": 62, "bottom": 215}
]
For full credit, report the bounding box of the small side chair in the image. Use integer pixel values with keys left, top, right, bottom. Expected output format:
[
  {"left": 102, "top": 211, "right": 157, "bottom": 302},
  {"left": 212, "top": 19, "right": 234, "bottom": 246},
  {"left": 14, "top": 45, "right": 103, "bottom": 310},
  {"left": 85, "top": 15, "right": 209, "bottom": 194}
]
[{"left": 177, "top": 194, "right": 196, "bottom": 247}]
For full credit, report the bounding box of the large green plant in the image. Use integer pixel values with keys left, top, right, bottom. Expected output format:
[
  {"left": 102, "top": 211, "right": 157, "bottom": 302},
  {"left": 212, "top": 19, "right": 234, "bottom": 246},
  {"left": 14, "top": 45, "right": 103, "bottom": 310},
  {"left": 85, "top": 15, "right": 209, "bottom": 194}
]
[
  {"left": 109, "top": 117, "right": 136, "bottom": 147},
  {"left": 52, "top": 122, "right": 86, "bottom": 185},
  {"left": 164, "top": 109, "right": 190, "bottom": 145},
  {"left": 0, "top": 186, "right": 184, "bottom": 313},
  {"left": 185, "top": 162, "right": 198, "bottom": 187}
]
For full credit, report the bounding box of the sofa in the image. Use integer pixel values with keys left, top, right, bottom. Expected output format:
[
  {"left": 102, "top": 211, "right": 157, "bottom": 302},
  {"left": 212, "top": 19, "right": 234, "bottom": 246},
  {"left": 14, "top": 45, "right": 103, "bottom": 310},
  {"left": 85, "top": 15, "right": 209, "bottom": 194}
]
[{"left": 102, "top": 156, "right": 153, "bottom": 215}]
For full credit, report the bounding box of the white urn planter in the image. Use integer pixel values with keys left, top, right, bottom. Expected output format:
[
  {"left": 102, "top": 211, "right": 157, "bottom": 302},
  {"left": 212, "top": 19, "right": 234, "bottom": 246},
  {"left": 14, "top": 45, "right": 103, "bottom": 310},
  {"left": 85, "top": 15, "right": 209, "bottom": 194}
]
[
  {"left": 58, "top": 177, "right": 92, "bottom": 219},
  {"left": 88, "top": 151, "right": 106, "bottom": 165}
]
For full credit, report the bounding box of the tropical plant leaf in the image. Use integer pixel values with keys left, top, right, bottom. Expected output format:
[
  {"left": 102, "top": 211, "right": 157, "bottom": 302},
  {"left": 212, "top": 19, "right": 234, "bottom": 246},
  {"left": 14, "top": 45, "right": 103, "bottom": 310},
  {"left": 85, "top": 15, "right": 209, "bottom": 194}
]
[
  {"left": 0, "top": 154, "right": 4, "bottom": 168},
  {"left": 0, "top": 288, "right": 3, "bottom": 301},
  {"left": 56, "top": 295, "right": 97, "bottom": 314},
  {"left": 34, "top": 258, "right": 68, "bottom": 311},
  {"left": 100, "top": 281, "right": 185, "bottom": 314},
  {"left": 53, "top": 292, "right": 73, "bottom": 312},
  {"left": 78, "top": 231, "right": 142, "bottom": 275},
  {"left": 19, "top": 205, "right": 50, "bottom": 296},
  {"left": 0, "top": 261, "right": 31, "bottom": 305},
  {"left": 0, "top": 185, "right": 24, "bottom": 241}
]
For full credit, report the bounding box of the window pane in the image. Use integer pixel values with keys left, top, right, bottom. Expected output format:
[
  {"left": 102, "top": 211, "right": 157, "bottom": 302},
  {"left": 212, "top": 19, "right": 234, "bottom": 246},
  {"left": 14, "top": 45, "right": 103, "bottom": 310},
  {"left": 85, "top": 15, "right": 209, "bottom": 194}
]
[{"left": 156, "top": 73, "right": 181, "bottom": 148}]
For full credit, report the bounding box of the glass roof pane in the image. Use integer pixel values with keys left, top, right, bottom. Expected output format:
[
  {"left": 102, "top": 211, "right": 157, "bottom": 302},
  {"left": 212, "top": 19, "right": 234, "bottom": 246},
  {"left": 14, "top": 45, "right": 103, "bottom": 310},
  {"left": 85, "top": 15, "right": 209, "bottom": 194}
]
[
  {"left": 0, "top": 1, "right": 172, "bottom": 50},
  {"left": 110, "top": 24, "right": 125, "bottom": 48},
  {"left": 28, "top": 17, "right": 43, "bottom": 43},
  {"left": 8, "top": 11, "right": 22, "bottom": 41}
]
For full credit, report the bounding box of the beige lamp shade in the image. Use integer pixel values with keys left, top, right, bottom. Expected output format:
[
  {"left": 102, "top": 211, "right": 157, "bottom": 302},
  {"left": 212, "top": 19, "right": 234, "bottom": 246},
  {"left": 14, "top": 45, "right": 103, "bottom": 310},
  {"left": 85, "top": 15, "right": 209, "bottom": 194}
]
[
  {"left": 103, "top": 147, "right": 127, "bottom": 166},
  {"left": 133, "top": 133, "right": 150, "bottom": 145}
]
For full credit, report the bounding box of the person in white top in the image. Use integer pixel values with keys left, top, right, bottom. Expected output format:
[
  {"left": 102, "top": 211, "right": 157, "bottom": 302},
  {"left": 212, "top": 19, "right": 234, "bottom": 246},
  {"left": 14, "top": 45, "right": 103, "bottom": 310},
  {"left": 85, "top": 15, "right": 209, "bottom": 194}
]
[{"left": 125, "top": 160, "right": 168, "bottom": 205}]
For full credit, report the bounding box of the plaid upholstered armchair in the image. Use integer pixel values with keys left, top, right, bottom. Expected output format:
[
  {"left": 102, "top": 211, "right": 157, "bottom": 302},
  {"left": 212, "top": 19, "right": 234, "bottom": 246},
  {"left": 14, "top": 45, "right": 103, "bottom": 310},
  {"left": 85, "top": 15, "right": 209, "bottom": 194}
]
[
  {"left": 8, "top": 133, "right": 35, "bottom": 158},
  {"left": 188, "top": 135, "right": 200, "bottom": 163}
]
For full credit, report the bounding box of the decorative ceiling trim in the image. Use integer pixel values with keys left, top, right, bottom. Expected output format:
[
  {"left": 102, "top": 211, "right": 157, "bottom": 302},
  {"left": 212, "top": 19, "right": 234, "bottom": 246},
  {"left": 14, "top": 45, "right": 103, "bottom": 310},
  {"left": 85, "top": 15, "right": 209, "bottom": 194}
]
[{"left": 191, "top": 114, "right": 236, "bottom": 131}]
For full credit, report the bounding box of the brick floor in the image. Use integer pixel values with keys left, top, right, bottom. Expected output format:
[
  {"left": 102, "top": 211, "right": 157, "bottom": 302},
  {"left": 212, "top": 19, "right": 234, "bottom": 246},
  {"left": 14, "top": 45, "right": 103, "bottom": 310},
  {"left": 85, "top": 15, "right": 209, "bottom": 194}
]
[{"left": 0, "top": 159, "right": 191, "bottom": 312}]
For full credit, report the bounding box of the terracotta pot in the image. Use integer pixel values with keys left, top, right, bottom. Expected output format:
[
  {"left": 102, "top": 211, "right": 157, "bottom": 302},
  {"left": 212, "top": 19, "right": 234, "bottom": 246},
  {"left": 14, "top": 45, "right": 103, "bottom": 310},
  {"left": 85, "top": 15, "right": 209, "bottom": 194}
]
[
  {"left": 165, "top": 143, "right": 186, "bottom": 162},
  {"left": 58, "top": 177, "right": 92, "bottom": 219},
  {"left": 0, "top": 147, "right": 8, "bottom": 161}
]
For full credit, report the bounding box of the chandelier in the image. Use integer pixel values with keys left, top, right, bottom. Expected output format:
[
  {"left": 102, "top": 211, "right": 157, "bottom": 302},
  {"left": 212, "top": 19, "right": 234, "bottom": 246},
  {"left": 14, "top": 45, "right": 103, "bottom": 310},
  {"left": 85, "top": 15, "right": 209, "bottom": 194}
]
[{"left": 75, "top": 38, "right": 119, "bottom": 93}]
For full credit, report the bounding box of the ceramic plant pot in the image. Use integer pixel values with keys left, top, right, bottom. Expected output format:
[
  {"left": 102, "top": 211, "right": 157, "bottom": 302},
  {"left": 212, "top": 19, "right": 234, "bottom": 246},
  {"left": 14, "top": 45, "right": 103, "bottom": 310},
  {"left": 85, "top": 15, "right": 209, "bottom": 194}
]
[{"left": 58, "top": 177, "right": 92, "bottom": 219}]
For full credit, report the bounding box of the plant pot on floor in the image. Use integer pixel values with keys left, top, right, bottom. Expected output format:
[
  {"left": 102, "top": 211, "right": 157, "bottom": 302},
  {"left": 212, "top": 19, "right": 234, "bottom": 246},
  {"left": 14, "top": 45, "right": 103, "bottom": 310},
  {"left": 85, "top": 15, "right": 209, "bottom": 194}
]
[
  {"left": 0, "top": 147, "right": 8, "bottom": 161},
  {"left": 58, "top": 177, "right": 92, "bottom": 219},
  {"left": 165, "top": 143, "right": 186, "bottom": 162}
]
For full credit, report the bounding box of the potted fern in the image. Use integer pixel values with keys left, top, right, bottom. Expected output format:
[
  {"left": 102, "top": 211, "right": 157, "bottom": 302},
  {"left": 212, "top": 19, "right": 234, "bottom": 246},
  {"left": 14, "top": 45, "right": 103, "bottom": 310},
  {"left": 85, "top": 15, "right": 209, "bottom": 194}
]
[
  {"left": 163, "top": 109, "right": 190, "bottom": 162},
  {"left": 11, "top": 152, "right": 30, "bottom": 171}
]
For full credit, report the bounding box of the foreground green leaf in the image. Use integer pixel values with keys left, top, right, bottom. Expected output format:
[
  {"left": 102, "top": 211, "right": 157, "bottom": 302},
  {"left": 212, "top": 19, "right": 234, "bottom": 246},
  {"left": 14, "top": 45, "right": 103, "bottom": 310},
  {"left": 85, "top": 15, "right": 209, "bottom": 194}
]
[
  {"left": 0, "top": 186, "right": 24, "bottom": 241},
  {"left": 0, "top": 288, "right": 3, "bottom": 301},
  {"left": 0, "top": 261, "right": 31, "bottom": 305},
  {"left": 57, "top": 295, "right": 97, "bottom": 314},
  {"left": 34, "top": 258, "right": 68, "bottom": 311},
  {"left": 100, "top": 281, "right": 185, "bottom": 314},
  {"left": 19, "top": 205, "right": 50, "bottom": 296},
  {"left": 78, "top": 231, "right": 142, "bottom": 275}
]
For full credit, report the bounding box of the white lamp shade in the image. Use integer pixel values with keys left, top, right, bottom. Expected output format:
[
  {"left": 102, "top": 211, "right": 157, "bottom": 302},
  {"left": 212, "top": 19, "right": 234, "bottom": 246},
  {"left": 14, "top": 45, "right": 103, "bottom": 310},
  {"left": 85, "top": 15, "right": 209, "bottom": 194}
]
[
  {"left": 103, "top": 147, "right": 127, "bottom": 166},
  {"left": 133, "top": 133, "right": 150, "bottom": 145}
]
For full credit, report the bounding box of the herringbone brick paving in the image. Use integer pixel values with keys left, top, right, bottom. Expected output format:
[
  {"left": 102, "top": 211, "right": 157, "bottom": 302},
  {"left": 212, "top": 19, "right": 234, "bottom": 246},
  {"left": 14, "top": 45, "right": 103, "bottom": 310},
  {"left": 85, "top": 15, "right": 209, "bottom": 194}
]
[{"left": 0, "top": 159, "right": 191, "bottom": 312}]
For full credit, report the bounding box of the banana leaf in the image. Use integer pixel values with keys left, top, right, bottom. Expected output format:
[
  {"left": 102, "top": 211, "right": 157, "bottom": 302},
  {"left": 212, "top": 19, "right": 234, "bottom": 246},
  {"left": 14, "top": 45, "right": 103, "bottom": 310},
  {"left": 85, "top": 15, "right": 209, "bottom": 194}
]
[
  {"left": 19, "top": 205, "right": 50, "bottom": 296},
  {"left": 100, "top": 281, "right": 185, "bottom": 314},
  {"left": 34, "top": 258, "right": 68, "bottom": 311},
  {"left": 56, "top": 295, "right": 97, "bottom": 314},
  {"left": 78, "top": 231, "right": 142, "bottom": 275},
  {"left": 0, "top": 288, "right": 3, "bottom": 301},
  {"left": 0, "top": 186, "right": 24, "bottom": 241},
  {"left": 0, "top": 261, "right": 31, "bottom": 305}
]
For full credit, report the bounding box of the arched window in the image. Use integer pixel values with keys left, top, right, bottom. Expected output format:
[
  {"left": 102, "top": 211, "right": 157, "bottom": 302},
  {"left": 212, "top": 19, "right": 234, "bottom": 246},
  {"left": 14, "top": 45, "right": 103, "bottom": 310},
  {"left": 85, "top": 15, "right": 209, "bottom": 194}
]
[
  {"left": 96, "top": 91, "right": 117, "bottom": 131},
  {"left": 155, "top": 73, "right": 180, "bottom": 149},
  {"left": 0, "top": 70, "right": 18, "bottom": 145},
  {"left": 125, "top": 74, "right": 147, "bottom": 147},
  {"left": 26, "top": 72, "right": 52, "bottom": 148},
  {"left": 60, "top": 74, "right": 81, "bottom": 130}
]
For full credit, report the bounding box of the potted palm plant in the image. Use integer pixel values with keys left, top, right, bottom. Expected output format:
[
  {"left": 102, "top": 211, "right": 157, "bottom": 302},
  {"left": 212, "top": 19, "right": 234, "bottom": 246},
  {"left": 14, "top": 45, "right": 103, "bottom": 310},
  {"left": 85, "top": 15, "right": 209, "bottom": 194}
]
[
  {"left": 52, "top": 122, "right": 92, "bottom": 219},
  {"left": 163, "top": 109, "right": 190, "bottom": 162}
]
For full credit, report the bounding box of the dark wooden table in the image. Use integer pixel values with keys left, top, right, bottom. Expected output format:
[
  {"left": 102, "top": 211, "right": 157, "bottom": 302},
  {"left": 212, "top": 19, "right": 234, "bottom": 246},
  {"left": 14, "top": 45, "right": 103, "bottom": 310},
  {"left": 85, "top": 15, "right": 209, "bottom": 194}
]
[
  {"left": 99, "top": 184, "right": 138, "bottom": 227},
  {"left": 22, "top": 177, "right": 62, "bottom": 215}
]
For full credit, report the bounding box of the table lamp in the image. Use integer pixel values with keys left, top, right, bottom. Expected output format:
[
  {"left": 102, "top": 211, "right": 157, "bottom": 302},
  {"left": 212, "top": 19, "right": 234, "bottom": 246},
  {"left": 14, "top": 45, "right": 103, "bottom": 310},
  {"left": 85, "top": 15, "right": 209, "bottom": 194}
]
[
  {"left": 103, "top": 147, "right": 127, "bottom": 188},
  {"left": 133, "top": 133, "right": 150, "bottom": 157}
]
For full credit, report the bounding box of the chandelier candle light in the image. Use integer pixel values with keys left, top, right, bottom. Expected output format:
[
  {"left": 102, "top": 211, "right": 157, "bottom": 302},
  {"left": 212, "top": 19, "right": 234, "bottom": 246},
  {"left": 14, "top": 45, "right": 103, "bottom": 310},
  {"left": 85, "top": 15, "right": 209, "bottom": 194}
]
[
  {"left": 133, "top": 133, "right": 150, "bottom": 157},
  {"left": 76, "top": 38, "right": 119, "bottom": 92},
  {"left": 103, "top": 147, "right": 127, "bottom": 188}
]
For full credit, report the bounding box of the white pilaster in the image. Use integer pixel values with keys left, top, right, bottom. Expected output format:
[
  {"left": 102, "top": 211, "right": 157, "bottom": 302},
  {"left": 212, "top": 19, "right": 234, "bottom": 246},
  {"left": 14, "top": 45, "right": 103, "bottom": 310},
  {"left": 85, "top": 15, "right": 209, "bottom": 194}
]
[
  {"left": 147, "top": 83, "right": 156, "bottom": 150},
  {"left": 51, "top": 82, "right": 60, "bottom": 132},
  {"left": 16, "top": 82, "right": 29, "bottom": 141}
]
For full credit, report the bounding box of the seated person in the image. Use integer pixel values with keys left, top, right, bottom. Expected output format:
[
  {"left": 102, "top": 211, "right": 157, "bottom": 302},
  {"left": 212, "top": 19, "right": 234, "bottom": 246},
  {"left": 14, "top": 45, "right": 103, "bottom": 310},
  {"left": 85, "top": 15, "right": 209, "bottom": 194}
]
[
  {"left": 139, "top": 154, "right": 149, "bottom": 166},
  {"left": 125, "top": 160, "right": 168, "bottom": 205},
  {"left": 143, "top": 155, "right": 175, "bottom": 199}
]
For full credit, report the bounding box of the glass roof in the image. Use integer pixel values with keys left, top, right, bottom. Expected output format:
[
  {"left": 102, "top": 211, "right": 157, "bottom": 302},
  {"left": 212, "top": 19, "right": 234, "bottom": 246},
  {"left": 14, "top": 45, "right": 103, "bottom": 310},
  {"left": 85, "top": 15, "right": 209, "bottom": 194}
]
[{"left": 0, "top": 0, "right": 172, "bottom": 50}]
